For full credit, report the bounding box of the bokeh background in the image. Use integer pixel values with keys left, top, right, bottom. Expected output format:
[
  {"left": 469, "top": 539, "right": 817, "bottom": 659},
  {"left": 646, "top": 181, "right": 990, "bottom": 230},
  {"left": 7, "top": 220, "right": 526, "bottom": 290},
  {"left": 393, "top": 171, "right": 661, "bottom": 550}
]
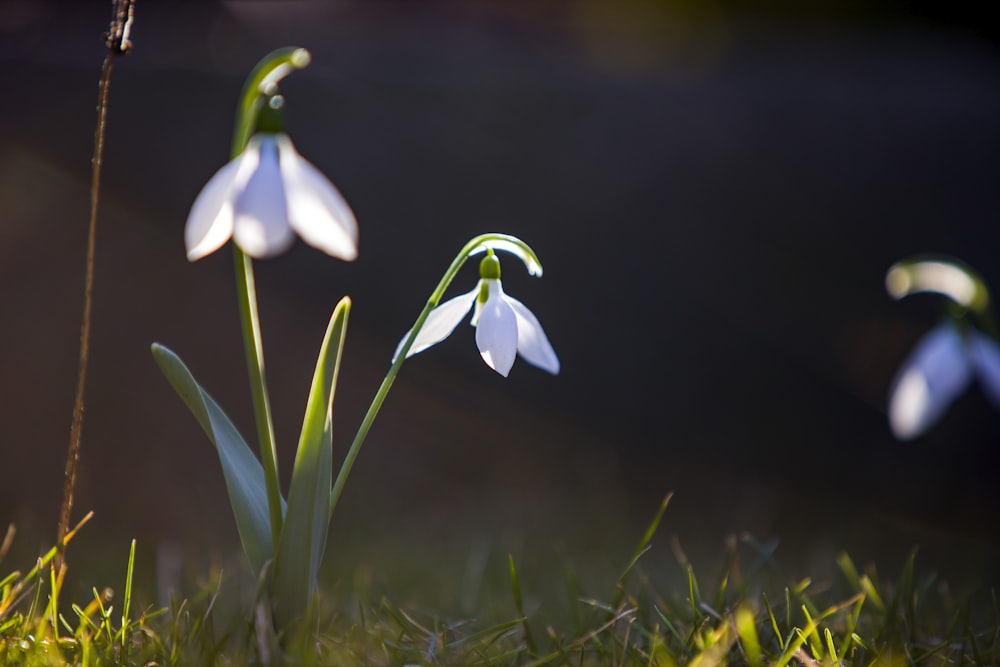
[{"left": 2, "top": 0, "right": 999, "bottom": 610}]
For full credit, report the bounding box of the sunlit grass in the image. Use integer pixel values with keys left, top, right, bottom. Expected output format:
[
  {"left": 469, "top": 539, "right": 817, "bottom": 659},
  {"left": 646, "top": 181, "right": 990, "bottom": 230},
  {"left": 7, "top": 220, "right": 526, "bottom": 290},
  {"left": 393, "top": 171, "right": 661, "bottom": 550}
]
[{"left": 1, "top": 495, "right": 996, "bottom": 666}]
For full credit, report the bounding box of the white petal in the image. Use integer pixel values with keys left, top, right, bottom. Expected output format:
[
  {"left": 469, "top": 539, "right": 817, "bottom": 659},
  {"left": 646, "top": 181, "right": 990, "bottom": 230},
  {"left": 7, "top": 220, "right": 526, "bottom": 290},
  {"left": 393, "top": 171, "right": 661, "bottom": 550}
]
[
  {"left": 475, "top": 281, "right": 519, "bottom": 377},
  {"left": 184, "top": 152, "right": 247, "bottom": 261},
  {"left": 232, "top": 135, "right": 296, "bottom": 258},
  {"left": 506, "top": 295, "right": 560, "bottom": 374},
  {"left": 888, "top": 322, "right": 973, "bottom": 440},
  {"left": 393, "top": 287, "right": 479, "bottom": 361},
  {"left": 278, "top": 135, "right": 359, "bottom": 261},
  {"left": 968, "top": 330, "right": 1000, "bottom": 408}
]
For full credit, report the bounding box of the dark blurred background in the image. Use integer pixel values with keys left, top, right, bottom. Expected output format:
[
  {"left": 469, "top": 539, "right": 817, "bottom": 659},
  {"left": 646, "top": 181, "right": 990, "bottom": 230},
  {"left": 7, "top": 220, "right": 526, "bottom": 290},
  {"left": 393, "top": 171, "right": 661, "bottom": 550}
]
[{"left": 1, "top": 0, "right": 999, "bottom": 610}]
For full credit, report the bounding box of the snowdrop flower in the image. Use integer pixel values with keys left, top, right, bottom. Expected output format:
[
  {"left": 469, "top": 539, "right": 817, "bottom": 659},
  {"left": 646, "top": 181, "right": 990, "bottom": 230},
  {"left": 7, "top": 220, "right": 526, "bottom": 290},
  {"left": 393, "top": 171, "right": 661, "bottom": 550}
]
[
  {"left": 185, "top": 129, "right": 358, "bottom": 262},
  {"left": 888, "top": 322, "right": 1000, "bottom": 439},
  {"left": 396, "top": 250, "right": 559, "bottom": 377},
  {"left": 886, "top": 257, "right": 1000, "bottom": 440}
]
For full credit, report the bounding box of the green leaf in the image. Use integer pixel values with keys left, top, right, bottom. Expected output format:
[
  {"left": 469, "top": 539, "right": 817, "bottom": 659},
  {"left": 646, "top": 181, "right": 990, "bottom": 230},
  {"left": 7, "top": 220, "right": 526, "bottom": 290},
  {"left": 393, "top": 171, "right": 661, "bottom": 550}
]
[
  {"left": 272, "top": 297, "right": 350, "bottom": 625},
  {"left": 151, "top": 343, "right": 278, "bottom": 574}
]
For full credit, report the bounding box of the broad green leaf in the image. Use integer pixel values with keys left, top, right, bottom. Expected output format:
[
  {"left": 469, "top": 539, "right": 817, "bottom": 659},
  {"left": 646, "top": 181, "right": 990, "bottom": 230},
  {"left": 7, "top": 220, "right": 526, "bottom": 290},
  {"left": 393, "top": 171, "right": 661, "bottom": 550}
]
[
  {"left": 151, "top": 343, "right": 278, "bottom": 574},
  {"left": 272, "top": 297, "right": 350, "bottom": 624}
]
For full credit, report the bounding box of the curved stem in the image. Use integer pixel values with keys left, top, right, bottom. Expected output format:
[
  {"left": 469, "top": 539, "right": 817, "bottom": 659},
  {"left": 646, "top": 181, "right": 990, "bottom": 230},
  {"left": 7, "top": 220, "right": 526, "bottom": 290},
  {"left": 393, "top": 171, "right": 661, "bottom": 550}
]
[
  {"left": 887, "top": 256, "right": 998, "bottom": 337},
  {"left": 329, "top": 233, "right": 541, "bottom": 518},
  {"left": 232, "top": 47, "right": 311, "bottom": 158}
]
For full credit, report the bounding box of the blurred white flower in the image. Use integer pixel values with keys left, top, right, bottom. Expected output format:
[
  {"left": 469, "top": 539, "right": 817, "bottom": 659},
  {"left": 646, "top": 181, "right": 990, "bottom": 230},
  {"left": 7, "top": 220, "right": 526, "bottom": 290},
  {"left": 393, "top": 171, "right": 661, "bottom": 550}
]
[
  {"left": 889, "top": 321, "right": 1000, "bottom": 440},
  {"left": 185, "top": 133, "right": 358, "bottom": 261},
  {"left": 396, "top": 278, "right": 559, "bottom": 378}
]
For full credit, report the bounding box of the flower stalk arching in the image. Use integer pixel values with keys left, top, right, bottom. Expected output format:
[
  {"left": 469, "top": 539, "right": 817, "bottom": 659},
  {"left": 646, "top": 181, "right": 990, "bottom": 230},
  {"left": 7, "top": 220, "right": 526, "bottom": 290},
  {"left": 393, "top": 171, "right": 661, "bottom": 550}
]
[
  {"left": 328, "top": 233, "right": 543, "bottom": 517},
  {"left": 228, "top": 47, "right": 312, "bottom": 547},
  {"left": 231, "top": 47, "right": 311, "bottom": 158},
  {"left": 886, "top": 256, "right": 997, "bottom": 337}
]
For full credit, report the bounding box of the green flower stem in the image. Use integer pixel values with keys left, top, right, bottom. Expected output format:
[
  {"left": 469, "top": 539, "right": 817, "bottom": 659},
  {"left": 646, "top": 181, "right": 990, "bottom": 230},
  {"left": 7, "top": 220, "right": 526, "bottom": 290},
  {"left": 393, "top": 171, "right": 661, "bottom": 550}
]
[
  {"left": 232, "top": 247, "right": 283, "bottom": 546},
  {"left": 329, "top": 233, "right": 541, "bottom": 518},
  {"left": 227, "top": 47, "right": 312, "bottom": 547}
]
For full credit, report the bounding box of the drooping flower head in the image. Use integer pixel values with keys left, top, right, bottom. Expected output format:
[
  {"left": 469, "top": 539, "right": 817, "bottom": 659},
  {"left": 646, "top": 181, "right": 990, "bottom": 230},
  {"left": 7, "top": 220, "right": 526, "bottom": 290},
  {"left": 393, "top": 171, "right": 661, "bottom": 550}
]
[
  {"left": 185, "top": 94, "right": 358, "bottom": 262},
  {"left": 886, "top": 257, "right": 1000, "bottom": 440},
  {"left": 396, "top": 249, "right": 559, "bottom": 377}
]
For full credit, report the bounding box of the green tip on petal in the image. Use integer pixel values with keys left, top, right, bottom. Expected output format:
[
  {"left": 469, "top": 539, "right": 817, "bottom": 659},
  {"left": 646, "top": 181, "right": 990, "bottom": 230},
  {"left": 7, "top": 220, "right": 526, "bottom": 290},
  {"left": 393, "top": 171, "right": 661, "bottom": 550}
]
[{"left": 477, "top": 280, "right": 491, "bottom": 305}]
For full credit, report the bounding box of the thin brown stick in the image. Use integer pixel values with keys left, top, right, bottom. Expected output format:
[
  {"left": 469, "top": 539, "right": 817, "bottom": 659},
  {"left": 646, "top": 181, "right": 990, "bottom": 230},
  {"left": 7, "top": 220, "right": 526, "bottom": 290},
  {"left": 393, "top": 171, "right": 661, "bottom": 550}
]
[{"left": 55, "top": 0, "right": 135, "bottom": 574}]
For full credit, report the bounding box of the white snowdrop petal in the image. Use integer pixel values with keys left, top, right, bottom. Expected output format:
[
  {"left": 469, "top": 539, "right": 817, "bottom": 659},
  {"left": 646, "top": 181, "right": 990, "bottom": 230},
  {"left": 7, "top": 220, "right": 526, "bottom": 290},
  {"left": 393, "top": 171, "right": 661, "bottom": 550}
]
[
  {"left": 889, "top": 368, "right": 934, "bottom": 441},
  {"left": 279, "top": 135, "right": 359, "bottom": 261},
  {"left": 968, "top": 331, "right": 1000, "bottom": 408},
  {"left": 184, "top": 153, "right": 246, "bottom": 261},
  {"left": 507, "top": 295, "right": 560, "bottom": 375},
  {"left": 888, "top": 323, "right": 972, "bottom": 440},
  {"left": 475, "top": 282, "right": 518, "bottom": 377},
  {"left": 394, "top": 288, "right": 479, "bottom": 362},
  {"left": 232, "top": 135, "right": 295, "bottom": 258}
]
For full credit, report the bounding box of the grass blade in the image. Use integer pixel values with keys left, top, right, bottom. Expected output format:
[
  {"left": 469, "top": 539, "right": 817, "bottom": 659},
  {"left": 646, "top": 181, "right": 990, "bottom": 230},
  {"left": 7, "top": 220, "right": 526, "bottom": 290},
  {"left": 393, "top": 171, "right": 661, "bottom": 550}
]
[
  {"left": 120, "top": 539, "right": 135, "bottom": 654},
  {"left": 762, "top": 592, "right": 783, "bottom": 651},
  {"left": 613, "top": 492, "right": 671, "bottom": 610},
  {"left": 509, "top": 554, "right": 537, "bottom": 654},
  {"left": 735, "top": 604, "right": 762, "bottom": 667}
]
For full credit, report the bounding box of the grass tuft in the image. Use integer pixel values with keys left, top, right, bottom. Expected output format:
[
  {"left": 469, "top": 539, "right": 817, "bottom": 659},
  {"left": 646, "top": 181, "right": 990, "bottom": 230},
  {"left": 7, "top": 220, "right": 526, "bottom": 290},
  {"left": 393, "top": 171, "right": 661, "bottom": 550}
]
[{"left": 0, "top": 504, "right": 997, "bottom": 666}]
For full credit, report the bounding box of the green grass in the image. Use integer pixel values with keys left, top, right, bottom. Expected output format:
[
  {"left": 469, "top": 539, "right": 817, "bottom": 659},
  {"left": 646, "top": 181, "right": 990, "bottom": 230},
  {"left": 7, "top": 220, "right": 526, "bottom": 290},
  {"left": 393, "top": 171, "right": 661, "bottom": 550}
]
[{"left": 1, "top": 497, "right": 996, "bottom": 666}]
